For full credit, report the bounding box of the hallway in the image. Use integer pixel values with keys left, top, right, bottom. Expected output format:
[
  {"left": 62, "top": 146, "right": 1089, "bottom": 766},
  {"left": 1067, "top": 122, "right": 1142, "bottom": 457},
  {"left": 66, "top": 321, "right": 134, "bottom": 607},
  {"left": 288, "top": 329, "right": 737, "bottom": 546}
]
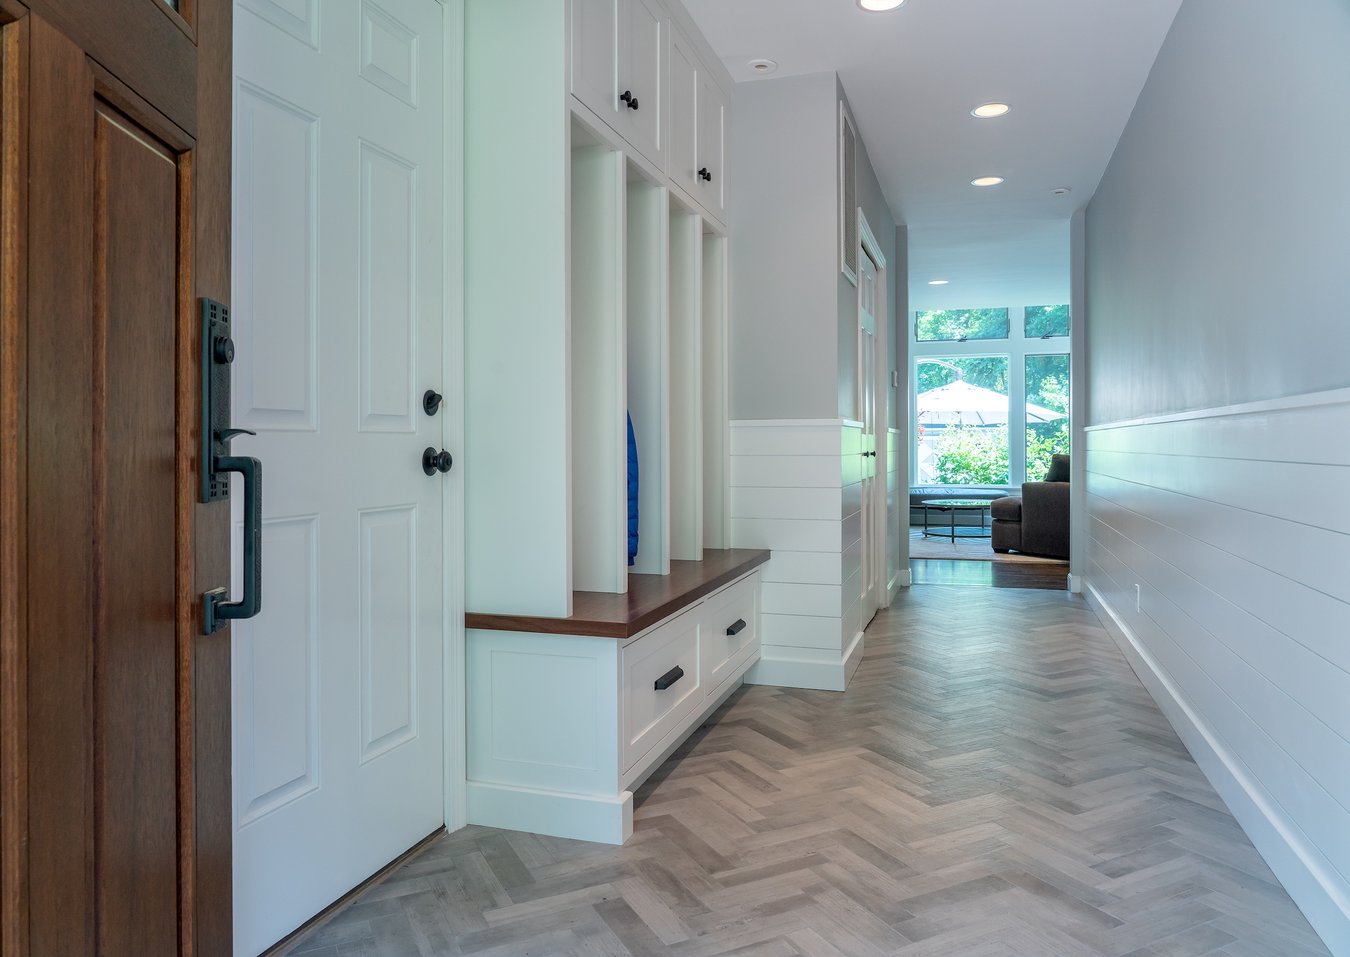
[{"left": 286, "top": 586, "right": 1328, "bottom": 957}]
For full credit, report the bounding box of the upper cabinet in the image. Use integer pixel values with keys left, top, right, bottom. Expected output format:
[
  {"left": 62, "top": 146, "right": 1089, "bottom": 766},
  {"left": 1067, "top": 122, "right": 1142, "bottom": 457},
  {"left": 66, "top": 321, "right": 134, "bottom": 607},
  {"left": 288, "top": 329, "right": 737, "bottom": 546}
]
[
  {"left": 570, "top": 0, "right": 619, "bottom": 121},
  {"left": 570, "top": 0, "right": 728, "bottom": 225},
  {"left": 668, "top": 29, "right": 700, "bottom": 197},
  {"left": 696, "top": 72, "right": 726, "bottom": 221},
  {"left": 622, "top": 0, "right": 665, "bottom": 167}
]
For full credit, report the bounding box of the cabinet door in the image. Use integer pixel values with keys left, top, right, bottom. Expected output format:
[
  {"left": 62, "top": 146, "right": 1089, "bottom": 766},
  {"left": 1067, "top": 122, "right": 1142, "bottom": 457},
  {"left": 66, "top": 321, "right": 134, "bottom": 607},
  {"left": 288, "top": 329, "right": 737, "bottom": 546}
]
[
  {"left": 696, "top": 73, "right": 726, "bottom": 220},
  {"left": 571, "top": 0, "right": 620, "bottom": 122},
  {"left": 668, "top": 28, "right": 700, "bottom": 195},
  {"left": 620, "top": 0, "right": 665, "bottom": 167}
]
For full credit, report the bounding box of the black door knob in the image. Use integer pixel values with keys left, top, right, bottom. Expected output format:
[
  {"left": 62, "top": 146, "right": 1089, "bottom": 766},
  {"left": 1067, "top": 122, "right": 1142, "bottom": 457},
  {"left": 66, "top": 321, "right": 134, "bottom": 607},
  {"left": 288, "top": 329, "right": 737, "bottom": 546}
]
[
  {"left": 422, "top": 448, "right": 453, "bottom": 475},
  {"left": 423, "top": 389, "right": 443, "bottom": 416}
]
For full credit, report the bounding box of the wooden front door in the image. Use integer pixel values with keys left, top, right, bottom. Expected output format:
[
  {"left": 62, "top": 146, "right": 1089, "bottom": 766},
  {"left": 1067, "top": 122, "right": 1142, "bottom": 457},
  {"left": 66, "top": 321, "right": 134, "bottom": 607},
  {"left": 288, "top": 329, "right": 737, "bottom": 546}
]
[{"left": 0, "top": 2, "right": 233, "bottom": 956}]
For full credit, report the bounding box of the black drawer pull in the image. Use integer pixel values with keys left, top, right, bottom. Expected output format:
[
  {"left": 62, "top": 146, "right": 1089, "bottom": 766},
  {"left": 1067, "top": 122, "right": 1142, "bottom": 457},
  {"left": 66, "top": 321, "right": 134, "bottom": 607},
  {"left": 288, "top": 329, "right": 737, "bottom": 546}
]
[
  {"left": 654, "top": 665, "right": 684, "bottom": 691},
  {"left": 726, "top": 619, "right": 747, "bottom": 636}
]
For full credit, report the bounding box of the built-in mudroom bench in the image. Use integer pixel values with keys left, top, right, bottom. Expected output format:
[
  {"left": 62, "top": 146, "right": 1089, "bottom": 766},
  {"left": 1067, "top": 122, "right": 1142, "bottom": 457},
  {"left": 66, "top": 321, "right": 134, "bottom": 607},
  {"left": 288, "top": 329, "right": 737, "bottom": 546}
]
[{"left": 465, "top": 549, "right": 768, "bottom": 844}]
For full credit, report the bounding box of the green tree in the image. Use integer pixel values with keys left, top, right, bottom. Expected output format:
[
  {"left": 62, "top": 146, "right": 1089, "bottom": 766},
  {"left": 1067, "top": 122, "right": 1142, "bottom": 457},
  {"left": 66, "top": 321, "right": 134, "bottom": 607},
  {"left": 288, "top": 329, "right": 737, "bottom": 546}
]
[
  {"left": 1025, "top": 304, "right": 1070, "bottom": 338},
  {"left": 915, "top": 308, "right": 1008, "bottom": 342},
  {"left": 933, "top": 425, "right": 1009, "bottom": 485}
]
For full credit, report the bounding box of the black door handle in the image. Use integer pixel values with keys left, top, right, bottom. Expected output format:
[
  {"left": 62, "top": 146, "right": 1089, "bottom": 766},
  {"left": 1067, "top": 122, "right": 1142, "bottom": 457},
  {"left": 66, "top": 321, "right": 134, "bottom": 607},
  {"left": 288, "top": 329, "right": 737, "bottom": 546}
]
[
  {"left": 653, "top": 665, "right": 684, "bottom": 691},
  {"left": 423, "top": 448, "right": 453, "bottom": 475},
  {"left": 203, "top": 453, "right": 263, "bottom": 634},
  {"left": 726, "top": 619, "right": 746, "bottom": 636}
]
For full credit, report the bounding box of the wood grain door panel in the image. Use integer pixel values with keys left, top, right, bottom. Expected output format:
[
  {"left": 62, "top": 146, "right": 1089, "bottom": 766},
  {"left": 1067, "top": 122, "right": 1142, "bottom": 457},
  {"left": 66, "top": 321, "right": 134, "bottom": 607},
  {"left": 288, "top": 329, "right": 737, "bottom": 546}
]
[{"left": 1, "top": 2, "right": 232, "bottom": 955}]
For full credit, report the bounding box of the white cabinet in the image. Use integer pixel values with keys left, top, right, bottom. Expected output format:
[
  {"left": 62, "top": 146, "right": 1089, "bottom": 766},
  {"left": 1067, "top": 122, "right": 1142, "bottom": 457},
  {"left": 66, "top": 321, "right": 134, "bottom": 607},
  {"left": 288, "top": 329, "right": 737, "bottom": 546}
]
[
  {"left": 621, "top": 607, "right": 701, "bottom": 771},
  {"left": 466, "top": 565, "right": 764, "bottom": 845},
  {"left": 570, "top": 0, "right": 619, "bottom": 122},
  {"left": 570, "top": 0, "right": 665, "bottom": 171},
  {"left": 668, "top": 28, "right": 700, "bottom": 197},
  {"left": 621, "top": 0, "right": 665, "bottom": 167},
  {"left": 696, "top": 73, "right": 726, "bottom": 220}
]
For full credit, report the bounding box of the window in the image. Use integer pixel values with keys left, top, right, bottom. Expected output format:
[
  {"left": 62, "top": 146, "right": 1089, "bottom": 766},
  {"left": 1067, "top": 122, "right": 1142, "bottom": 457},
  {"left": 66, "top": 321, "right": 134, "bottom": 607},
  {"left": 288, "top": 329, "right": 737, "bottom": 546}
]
[
  {"left": 915, "top": 355, "right": 1010, "bottom": 485},
  {"left": 1025, "top": 354, "right": 1070, "bottom": 481},
  {"left": 1024, "top": 304, "right": 1070, "bottom": 338},
  {"left": 911, "top": 306, "right": 1069, "bottom": 489},
  {"left": 915, "top": 308, "right": 1009, "bottom": 343}
]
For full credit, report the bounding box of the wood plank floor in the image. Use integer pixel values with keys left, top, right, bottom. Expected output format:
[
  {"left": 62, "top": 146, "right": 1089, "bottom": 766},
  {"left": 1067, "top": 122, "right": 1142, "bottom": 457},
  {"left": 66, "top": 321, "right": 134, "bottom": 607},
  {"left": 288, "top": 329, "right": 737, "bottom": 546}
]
[
  {"left": 909, "top": 559, "right": 1069, "bottom": 591},
  {"left": 283, "top": 586, "right": 1330, "bottom": 957}
]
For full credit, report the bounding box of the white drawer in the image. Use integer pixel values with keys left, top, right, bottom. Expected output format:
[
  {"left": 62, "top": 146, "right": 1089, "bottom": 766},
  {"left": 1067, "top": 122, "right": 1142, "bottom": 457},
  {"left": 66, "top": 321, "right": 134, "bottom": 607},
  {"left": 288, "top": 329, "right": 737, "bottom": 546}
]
[
  {"left": 622, "top": 609, "right": 702, "bottom": 772},
  {"left": 700, "top": 576, "right": 758, "bottom": 691}
]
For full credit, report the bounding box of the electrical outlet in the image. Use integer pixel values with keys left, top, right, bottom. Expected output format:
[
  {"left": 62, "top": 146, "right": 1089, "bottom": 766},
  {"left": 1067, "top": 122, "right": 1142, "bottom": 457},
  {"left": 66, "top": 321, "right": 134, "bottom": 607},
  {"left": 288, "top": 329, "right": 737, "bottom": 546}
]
[{"left": 1135, "top": 583, "right": 1142, "bottom": 613}]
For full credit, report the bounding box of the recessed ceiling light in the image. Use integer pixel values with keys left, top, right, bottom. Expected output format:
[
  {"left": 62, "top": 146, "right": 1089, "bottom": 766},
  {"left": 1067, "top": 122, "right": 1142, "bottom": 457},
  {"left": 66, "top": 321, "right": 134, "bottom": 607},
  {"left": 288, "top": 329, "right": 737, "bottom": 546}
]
[
  {"left": 928, "top": 279, "right": 949, "bottom": 285},
  {"left": 971, "top": 102, "right": 1011, "bottom": 119},
  {"left": 971, "top": 176, "right": 1005, "bottom": 187},
  {"left": 858, "top": 0, "right": 906, "bottom": 10},
  {"left": 1050, "top": 186, "right": 1072, "bottom": 196},
  {"left": 748, "top": 58, "right": 777, "bottom": 74}
]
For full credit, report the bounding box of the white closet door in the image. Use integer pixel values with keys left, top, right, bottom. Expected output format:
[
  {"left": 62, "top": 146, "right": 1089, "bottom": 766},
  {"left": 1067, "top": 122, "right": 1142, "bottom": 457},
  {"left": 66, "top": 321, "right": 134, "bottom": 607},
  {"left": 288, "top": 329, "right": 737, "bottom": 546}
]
[{"left": 231, "top": 2, "right": 452, "bottom": 953}]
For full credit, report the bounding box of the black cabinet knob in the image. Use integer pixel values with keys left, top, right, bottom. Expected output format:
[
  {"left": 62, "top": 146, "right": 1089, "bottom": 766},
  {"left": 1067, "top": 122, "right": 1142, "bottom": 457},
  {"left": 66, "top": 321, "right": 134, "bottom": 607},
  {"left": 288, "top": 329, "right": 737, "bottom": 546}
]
[
  {"left": 698, "top": 167, "right": 711, "bottom": 182},
  {"left": 726, "top": 619, "right": 747, "bottom": 636},
  {"left": 620, "top": 90, "right": 639, "bottom": 110},
  {"left": 422, "top": 448, "right": 453, "bottom": 475}
]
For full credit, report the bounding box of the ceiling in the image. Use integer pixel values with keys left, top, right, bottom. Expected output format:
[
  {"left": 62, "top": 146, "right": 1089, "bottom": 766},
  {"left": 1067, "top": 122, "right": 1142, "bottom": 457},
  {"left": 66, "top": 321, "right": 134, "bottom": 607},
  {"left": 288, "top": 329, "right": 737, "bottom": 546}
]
[{"left": 681, "top": 0, "right": 1182, "bottom": 312}]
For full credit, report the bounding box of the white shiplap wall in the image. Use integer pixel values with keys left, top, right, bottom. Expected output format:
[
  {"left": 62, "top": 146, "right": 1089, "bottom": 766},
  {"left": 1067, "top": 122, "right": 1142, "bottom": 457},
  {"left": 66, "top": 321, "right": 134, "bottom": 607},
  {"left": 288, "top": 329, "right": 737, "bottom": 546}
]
[
  {"left": 1084, "top": 388, "right": 1350, "bottom": 954},
  {"left": 731, "top": 419, "right": 867, "bottom": 691}
]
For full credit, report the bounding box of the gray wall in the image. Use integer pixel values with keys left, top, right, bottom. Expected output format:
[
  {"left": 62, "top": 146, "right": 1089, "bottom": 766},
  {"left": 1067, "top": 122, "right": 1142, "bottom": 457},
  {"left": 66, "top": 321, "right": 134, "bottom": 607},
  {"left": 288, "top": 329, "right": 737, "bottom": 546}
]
[
  {"left": 1086, "top": 0, "right": 1350, "bottom": 426},
  {"left": 836, "top": 78, "right": 899, "bottom": 424},
  {"left": 1083, "top": 2, "right": 1350, "bottom": 950},
  {"left": 729, "top": 72, "right": 900, "bottom": 424},
  {"left": 729, "top": 73, "right": 840, "bottom": 420}
]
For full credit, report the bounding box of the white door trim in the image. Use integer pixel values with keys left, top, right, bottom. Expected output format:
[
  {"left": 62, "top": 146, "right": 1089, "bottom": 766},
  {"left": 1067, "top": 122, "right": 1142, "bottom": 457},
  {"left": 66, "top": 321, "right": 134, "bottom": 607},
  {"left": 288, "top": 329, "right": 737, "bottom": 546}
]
[
  {"left": 441, "top": 0, "right": 468, "bottom": 832},
  {"left": 858, "top": 208, "right": 888, "bottom": 611}
]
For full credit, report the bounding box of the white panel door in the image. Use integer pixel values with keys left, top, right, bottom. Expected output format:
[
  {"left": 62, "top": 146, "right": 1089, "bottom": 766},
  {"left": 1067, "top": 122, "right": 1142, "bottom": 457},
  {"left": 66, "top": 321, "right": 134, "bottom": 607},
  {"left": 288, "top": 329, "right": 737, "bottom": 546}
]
[
  {"left": 231, "top": 2, "right": 452, "bottom": 955},
  {"left": 859, "top": 250, "right": 881, "bottom": 620}
]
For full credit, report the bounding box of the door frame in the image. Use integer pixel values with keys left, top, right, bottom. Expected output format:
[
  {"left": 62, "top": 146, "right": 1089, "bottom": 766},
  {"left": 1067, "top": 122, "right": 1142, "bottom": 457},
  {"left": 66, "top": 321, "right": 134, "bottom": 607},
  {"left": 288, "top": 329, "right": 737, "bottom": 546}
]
[
  {"left": 857, "top": 208, "right": 889, "bottom": 611},
  {"left": 439, "top": 0, "right": 467, "bottom": 832}
]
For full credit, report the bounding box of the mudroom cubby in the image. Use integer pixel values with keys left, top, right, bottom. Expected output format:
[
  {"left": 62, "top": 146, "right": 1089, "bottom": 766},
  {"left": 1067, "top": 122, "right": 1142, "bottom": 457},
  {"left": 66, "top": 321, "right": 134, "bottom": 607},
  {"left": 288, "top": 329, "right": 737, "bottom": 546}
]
[{"left": 463, "top": 0, "right": 752, "bottom": 842}]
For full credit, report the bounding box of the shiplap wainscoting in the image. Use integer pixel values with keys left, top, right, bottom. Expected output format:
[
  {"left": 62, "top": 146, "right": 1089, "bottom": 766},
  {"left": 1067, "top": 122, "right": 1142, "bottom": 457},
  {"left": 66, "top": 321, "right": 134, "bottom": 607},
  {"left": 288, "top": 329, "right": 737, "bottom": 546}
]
[
  {"left": 1083, "top": 387, "right": 1350, "bottom": 955},
  {"left": 731, "top": 419, "right": 867, "bottom": 691}
]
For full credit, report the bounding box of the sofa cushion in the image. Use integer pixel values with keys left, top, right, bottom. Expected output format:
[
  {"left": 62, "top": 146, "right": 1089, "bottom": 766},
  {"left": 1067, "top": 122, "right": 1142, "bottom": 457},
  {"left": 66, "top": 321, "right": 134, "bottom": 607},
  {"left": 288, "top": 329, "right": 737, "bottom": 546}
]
[
  {"left": 991, "top": 495, "right": 1023, "bottom": 521},
  {"left": 1043, "top": 453, "right": 1070, "bottom": 483}
]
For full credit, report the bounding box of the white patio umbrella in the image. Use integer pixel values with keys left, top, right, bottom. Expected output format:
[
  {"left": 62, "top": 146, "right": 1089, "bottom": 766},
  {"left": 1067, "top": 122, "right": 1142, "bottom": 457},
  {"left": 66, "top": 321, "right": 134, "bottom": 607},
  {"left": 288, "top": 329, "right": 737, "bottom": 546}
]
[{"left": 917, "top": 379, "right": 1065, "bottom": 426}]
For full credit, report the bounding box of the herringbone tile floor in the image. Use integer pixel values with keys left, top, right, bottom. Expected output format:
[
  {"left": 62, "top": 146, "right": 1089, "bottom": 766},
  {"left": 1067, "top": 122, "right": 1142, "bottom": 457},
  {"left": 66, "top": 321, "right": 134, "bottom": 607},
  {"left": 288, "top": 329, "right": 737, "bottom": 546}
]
[{"left": 284, "top": 585, "right": 1331, "bottom": 957}]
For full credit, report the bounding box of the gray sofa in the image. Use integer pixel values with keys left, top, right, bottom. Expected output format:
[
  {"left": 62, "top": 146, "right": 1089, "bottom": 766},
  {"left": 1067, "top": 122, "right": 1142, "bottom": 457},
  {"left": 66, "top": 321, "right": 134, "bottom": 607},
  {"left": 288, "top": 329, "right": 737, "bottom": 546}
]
[{"left": 991, "top": 455, "right": 1070, "bottom": 559}]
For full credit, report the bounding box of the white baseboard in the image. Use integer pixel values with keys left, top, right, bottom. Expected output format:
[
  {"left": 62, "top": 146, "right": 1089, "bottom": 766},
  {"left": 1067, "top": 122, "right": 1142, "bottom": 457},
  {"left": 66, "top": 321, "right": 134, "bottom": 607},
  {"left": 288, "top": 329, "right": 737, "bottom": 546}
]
[
  {"left": 466, "top": 781, "right": 633, "bottom": 845},
  {"left": 745, "top": 630, "right": 864, "bottom": 693},
  {"left": 1085, "top": 583, "right": 1350, "bottom": 956}
]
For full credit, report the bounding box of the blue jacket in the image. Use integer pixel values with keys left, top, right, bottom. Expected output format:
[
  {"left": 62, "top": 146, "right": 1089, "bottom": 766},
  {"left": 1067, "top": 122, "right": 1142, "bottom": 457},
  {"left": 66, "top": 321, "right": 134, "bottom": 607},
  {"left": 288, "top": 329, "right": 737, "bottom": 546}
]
[{"left": 627, "top": 413, "right": 639, "bottom": 565}]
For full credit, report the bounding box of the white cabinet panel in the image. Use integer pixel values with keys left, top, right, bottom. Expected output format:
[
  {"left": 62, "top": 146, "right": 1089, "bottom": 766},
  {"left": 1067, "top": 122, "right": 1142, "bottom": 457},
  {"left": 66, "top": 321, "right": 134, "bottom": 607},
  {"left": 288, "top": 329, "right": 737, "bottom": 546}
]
[
  {"left": 620, "top": 0, "right": 664, "bottom": 167},
  {"left": 570, "top": 0, "right": 619, "bottom": 125},
  {"left": 668, "top": 28, "right": 699, "bottom": 196},
  {"left": 696, "top": 74, "right": 725, "bottom": 220}
]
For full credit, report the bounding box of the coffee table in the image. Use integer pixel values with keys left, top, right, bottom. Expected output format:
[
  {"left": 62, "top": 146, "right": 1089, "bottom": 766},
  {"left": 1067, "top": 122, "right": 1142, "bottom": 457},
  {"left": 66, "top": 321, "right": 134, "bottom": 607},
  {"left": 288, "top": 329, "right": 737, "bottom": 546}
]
[{"left": 921, "top": 499, "right": 993, "bottom": 541}]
